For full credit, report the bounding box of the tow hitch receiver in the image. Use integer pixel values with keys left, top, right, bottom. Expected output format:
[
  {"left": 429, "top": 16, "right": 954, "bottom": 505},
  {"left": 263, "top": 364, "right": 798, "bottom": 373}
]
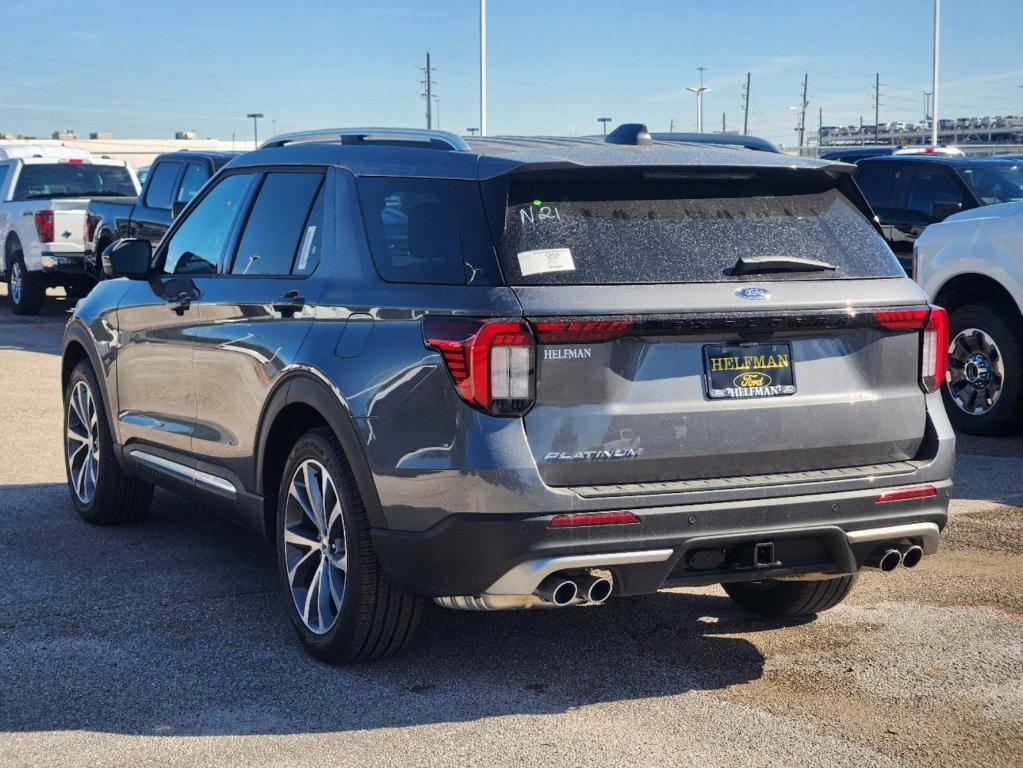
[{"left": 754, "top": 542, "right": 778, "bottom": 568}]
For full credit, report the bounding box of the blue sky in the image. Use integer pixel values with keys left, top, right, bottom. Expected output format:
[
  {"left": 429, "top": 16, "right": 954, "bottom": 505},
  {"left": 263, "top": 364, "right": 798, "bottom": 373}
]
[{"left": 2, "top": 0, "right": 1022, "bottom": 146}]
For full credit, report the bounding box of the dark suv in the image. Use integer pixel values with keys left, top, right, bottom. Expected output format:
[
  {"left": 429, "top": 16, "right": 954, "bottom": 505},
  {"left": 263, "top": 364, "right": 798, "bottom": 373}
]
[{"left": 62, "top": 128, "right": 954, "bottom": 662}]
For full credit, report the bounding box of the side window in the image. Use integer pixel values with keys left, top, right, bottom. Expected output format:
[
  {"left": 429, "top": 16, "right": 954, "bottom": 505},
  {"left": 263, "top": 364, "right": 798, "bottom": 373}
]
[
  {"left": 853, "top": 165, "right": 899, "bottom": 210},
  {"left": 163, "top": 173, "right": 255, "bottom": 275},
  {"left": 229, "top": 172, "right": 323, "bottom": 276},
  {"left": 144, "top": 162, "right": 183, "bottom": 210},
  {"left": 176, "top": 162, "right": 210, "bottom": 204},
  {"left": 905, "top": 168, "right": 964, "bottom": 215},
  {"left": 294, "top": 187, "right": 325, "bottom": 275},
  {"left": 0, "top": 165, "right": 9, "bottom": 197}
]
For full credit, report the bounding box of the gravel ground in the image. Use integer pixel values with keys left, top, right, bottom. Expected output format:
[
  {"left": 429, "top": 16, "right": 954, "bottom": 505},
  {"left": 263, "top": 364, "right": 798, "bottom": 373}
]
[{"left": 0, "top": 289, "right": 1020, "bottom": 768}]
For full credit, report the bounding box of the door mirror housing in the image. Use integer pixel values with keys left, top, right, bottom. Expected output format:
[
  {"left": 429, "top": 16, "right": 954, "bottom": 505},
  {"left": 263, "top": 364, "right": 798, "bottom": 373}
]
[
  {"left": 930, "top": 200, "right": 962, "bottom": 222},
  {"left": 103, "top": 238, "right": 153, "bottom": 279},
  {"left": 171, "top": 200, "right": 187, "bottom": 219}
]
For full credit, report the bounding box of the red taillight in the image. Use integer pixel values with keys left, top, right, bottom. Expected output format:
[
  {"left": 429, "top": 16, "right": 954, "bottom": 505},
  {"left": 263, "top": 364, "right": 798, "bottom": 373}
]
[
  {"left": 921, "top": 306, "right": 949, "bottom": 394},
  {"left": 548, "top": 511, "right": 640, "bottom": 528},
  {"left": 424, "top": 317, "right": 535, "bottom": 416},
  {"left": 533, "top": 319, "right": 634, "bottom": 344},
  {"left": 34, "top": 210, "right": 54, "bottom": 243},
  {"left": 876, "top": 485, "right": 937, "bottom": 504},
  {"left": 84, "top": 212, "right": 99, "bottom": 244},
  {"left": 873, "top": 306, "right": 949, "bottom": 394}
]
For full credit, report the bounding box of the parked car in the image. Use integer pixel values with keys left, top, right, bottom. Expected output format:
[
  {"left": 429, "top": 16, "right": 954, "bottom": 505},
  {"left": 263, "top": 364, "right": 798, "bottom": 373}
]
[
  {"left": 915, "top": 201, "right": 1023, "bottom": 434},
  {"left": 853, "top": 155, "right": 1023, "bottom": 275},
  {"left": 62, "top": 127, "right": 953, "bottom": 663},
  {"left": 0, "top": 145, "right": 138, "bottom": 314},
  {"left": 819, "top": 146, "right": 896, "bottom": 164},
  {"left": 85, "top": 150, "right": 237, "bottom": 278}
]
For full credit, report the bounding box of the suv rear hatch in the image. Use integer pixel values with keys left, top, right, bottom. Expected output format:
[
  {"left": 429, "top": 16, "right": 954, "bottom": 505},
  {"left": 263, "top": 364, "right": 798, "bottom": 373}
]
[{"left": 484, "top": 165, "right": 936, "bottom": 487}]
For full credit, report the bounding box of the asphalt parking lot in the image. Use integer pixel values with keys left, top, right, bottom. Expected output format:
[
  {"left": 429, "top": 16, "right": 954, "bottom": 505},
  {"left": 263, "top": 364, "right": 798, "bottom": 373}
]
[{"left": 0, "top": 289, "right": 1020, "bottom": 768}]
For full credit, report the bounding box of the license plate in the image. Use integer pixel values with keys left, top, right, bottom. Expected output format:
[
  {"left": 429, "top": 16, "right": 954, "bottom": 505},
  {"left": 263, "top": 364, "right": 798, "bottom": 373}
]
[{"left": 703, "top": 342, "right": 796, "bottom": 399}]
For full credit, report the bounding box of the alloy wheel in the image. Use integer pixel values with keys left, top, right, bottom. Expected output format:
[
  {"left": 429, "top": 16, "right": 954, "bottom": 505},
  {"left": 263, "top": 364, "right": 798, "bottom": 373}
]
[
  {"left": 283, "top": 459, "right": 348, "bottom": 635},
  {"left": 947, "top": 327, "right": 1004, "bottom": 416},
  {"left": 10, "top": 261, "right": 22, "bottom": 305},
  {"left": 66, "top": 380, "right": 100, "bottom": 503}
]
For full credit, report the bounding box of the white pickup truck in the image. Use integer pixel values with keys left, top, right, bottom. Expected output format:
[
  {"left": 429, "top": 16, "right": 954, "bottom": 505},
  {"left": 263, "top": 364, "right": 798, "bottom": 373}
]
[
  {"left": 0, "top": 145, "right": 139, "bottom": 314},
  {"left": 915, "top": 200, "right": 1023, "bottom": 435}
]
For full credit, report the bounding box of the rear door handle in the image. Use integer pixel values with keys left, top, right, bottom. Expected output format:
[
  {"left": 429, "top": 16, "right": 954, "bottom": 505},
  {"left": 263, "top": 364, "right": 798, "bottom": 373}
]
[
  {"left": 272, "top": 289, "right": 305, "bottom": 317},
  {"left": 169, "top": 291, "right": 192, "bottom": 315}
]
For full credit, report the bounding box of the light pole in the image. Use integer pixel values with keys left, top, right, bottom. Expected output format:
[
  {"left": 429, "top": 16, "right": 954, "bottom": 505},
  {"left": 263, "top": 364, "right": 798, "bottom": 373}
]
[
  {"left": 480, "top": 0, "right": 487, "bottom": 136},
  {"left": 246, "top": 113, "right": 264, "bottom": 146},
  {"left": 686, "top": 66, "right": 710, "bottom": 133},
  {"left": 271, "top": 119, "right": 277, "bottom": 136},
  {"left": 434, "top": 97, "right": 441, "bottom": 130},
  {"left": 598, "top": 117, "right": 612, "bottom": 135},
  {"left": 466, "top": 127, "right": 480, "bottom": 137},
  {"left": 931, "top": 0, "right": 940, "bottom": 146}
]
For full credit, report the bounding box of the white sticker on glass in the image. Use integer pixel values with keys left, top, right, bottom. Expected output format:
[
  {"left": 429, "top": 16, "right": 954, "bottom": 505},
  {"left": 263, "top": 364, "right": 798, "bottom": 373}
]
[
  {"left": 296, "top": 225, "right": 316, "bottom": 270},
  {"left": 517, "top": 248, "right": 575, "bottom": 277}
]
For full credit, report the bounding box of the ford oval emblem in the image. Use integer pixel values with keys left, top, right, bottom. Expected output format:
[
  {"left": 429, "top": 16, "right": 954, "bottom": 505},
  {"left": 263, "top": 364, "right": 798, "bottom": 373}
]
[{"left": 736, "top": 286, "right": 771, "bottom": 301}]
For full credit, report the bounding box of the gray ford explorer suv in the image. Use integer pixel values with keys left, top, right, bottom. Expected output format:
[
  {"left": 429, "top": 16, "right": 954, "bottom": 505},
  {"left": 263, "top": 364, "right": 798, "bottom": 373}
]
[{"left": 61, "top": 127, "right": 954, "bottom": 663}]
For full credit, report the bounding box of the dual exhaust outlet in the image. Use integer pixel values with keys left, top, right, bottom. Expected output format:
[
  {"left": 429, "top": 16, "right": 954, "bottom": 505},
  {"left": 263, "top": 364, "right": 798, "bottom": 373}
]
[
  {"left": 865, "top": 543, "right": 924, "bottom": 573},
  {"left": 534, "top": 572, "right": 614, "bottom": 607}
]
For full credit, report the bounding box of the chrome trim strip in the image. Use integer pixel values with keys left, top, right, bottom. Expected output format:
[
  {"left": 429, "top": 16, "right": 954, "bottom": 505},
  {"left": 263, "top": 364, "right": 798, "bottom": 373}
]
[
  {"left": 846, "top": 522, "right": 940, "bottom": 555},
  {"left": 129, "top": 450, "right": 237, "bottom": 498},
  {"left": 485, "top": 549, "right": 674, "bottom": 596}
]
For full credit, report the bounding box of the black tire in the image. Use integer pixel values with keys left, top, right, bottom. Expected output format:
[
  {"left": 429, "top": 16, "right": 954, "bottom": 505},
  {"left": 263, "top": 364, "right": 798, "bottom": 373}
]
[
  {"left": 6, "top": 251, "right": 44, "bottom": 315},
  {"left": 942, "top": 303, "right": 1023, "bottom": 436},
  {"left": 64, "top": 361, "right": 154, "bottom": 524},
  {"left": 276, "top": 427, "right": 423, "bottom": 663},
  {"left": 723, "top": 575, "right": 856, "bottom": 618}
]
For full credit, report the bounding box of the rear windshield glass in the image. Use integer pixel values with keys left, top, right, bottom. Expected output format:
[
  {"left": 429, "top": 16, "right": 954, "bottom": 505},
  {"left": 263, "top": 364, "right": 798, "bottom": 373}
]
[
  {"left": 356, "top": 177, "right": 500, "bottom": 285},
  {"left": 13, "top": 163, "right": 136, "bottom": 201},
  {"left": 490, "top": 168, "right": 902, "bottom": 285}
]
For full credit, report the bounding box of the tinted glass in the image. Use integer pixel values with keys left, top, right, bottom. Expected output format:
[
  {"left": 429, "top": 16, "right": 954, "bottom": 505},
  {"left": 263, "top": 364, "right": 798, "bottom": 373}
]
[
  {"left": 958, "top": 164, "right": 1023, "bottom": 205},
  {"left": 163, "top": 173, "right": 254, "bottom": 275},
  {"left": 357, "top": 177, "right": 498, "bottom": 285},
  {"left": 492, "top": 168, "right": 902, "bottom": 285},
  {"left": 12, "top": 163, "right": 136, "bottom": 201},
  {"left": 852, "top": 164, "right": 901, "bottom": 209},
  {"left": 294, "top": 186, "right": 325, "bottom": 276},
  {"left": 905, "top": 168, "right": 963, "bottom": 215},
  {"left": 144, "top": 162, "right": 182, "bottom": 209},
  {"left": 230, "top": 172, "right": 323, "bottom": 276},
  {"left": 0, "top": 165, "right": 9, "bottom": 194},
  {"left": 176, "top": 162, "right": 210, "bottom": 203}
]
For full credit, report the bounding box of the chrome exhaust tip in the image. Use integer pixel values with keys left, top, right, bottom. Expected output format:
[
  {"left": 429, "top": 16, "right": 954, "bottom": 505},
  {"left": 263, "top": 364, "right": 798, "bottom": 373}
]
[
  {"left": 534, "top": 575, "right": 578, "bottom": 607},
  {"left": 900, "top": 544, "right": 924, "bottom": 569},
  {"left": 576, "top": 573, "right": 614, "bottom": 604},
  {"left": 865, "top": 547, "right": 903, "bottom": 573}
]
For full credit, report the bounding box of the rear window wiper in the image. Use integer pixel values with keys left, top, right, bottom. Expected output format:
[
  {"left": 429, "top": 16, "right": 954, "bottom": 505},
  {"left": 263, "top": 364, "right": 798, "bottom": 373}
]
[{"left": 733, "top": 256, "right": 838, "bottom": 275}]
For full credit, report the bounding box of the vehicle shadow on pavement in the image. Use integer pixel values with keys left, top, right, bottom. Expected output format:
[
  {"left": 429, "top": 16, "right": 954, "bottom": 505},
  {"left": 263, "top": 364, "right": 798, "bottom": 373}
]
[
  {"left": 0, "top": 288, "right": 76, "bottom": 355},
  {"left": 0, "top": 485, "right": 791, "bottom": 737}
]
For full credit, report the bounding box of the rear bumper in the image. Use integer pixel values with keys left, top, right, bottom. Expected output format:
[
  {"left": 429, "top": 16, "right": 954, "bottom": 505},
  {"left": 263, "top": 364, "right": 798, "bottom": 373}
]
[
  {"left": 40, "top": 252, "right": 90, "bottom": 277},
  {"left": 371, "top": 480, "right": 951, "bottom": 600}
]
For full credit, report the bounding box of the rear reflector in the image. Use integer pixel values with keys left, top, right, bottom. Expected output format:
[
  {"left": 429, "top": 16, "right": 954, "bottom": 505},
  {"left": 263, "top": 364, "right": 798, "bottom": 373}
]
[
  {"left": 876, "top": 486, "right": 937, "bottom": 504},
  {"left": 424, "top": 317, "right": 535, "bottom": 416},
  {"left": 533, "top": 319, "right": 633, "bottom": 344},
  {"left": 34, "top": 210, "right": 54, "bottom": 243},
  {"left": 548, "top": 511, "right": 640, "bottom": 528}
]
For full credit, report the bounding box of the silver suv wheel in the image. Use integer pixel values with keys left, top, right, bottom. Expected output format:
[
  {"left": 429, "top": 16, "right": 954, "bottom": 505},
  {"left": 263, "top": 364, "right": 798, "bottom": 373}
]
[
  {"left": 283, "top": 459, "right": 348, "bottom": 635},
  {"left": 66, "top": 380, "right": 100, "bottom": 503},
  {"left": 10, "top": 261, "right": 23, "bottom": 305},
  {"left": 947, "top": 327, "right": 1004, "bottom": 416}
]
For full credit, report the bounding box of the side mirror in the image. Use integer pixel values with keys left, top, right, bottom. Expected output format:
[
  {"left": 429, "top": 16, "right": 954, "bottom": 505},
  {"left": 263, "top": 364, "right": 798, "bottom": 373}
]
[
  {"left": 171, "top": 200, "right": 187, "bottom": 219},
  {"left": 930, "top": 201, "right": 962, "bottom": 222},
  {"left": 103, "top": 238, "right": 153, "bottom": 279}
]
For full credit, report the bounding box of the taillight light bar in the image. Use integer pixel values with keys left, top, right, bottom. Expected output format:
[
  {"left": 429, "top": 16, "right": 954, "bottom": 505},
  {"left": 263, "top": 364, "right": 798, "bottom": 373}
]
[
  {"left": 424, "top": 317, "right": 535, "bottom": 416},
  {"left": 548, "top": 511, "right": 640, "bottom": 528},
  {"left": 873, "top": 306, "right": 949, "bottom": 394},
  {"left": 533, "top": 319, "right": 634, "bottom": 344},
  {"left": 34, "top": 210, "right": 55, "bottom": 243},
  {"left": 876, "top": 486, "right": 937, "bottom": 504}
]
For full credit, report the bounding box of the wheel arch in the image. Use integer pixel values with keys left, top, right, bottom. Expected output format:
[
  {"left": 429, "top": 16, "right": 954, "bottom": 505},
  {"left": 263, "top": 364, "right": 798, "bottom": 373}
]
[
  {"left": 934, "top": 273, "right": 1023, "bottom": 326},
  {"left": 61, "top": 324, "right": 120, "bottom": 444},
  {"left": 255, "top": 371, "right": 385, "bottom": 540}
]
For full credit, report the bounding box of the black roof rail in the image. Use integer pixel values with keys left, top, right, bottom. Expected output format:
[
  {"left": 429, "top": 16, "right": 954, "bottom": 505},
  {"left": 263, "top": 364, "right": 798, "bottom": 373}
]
[{"left": 260, "top": 127, "right": 469, "bottom": 151}]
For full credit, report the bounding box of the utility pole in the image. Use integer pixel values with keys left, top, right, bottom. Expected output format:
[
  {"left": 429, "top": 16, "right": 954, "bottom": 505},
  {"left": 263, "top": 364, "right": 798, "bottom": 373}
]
[
  {"left": 818, "top": 107, "right": 823, "bottom": 147},
  {"left": 721, "top": 112, "right": 726, "bottom": 133},
  {"left": 874, "top": 73, "right": 880, "bottom": 144},
  {"left": 421, "top": 52, "right": 434, "bottom": 130},
  {"left": 923, "top": 90, "right": 933, "bottom": 125},
  {"left": 480, "top": 0, "right": 487, "bottom": 136},
  {"left": 245, "top": 112, "right": 263, "bottom": 146},
  {"left": 686, "top": 66, "right": 710, "bottom": 133},
  {"left": 434, "top": 97, "right": 441, "bottom": 129},
  {"left": 797, "top": 73, "right": 808, "bottom": 149},
  {"left": 597, "top": 117, "right": 612, "bottom": 135},
  {"left": 931, "top": 0, "right": 940, "bottom": 146},
  {"left": 742, "top": 72, "right": 751, "bottom": 135},
  {"left": 669, "top": 118, "right": 675, "bottom": 132}
]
